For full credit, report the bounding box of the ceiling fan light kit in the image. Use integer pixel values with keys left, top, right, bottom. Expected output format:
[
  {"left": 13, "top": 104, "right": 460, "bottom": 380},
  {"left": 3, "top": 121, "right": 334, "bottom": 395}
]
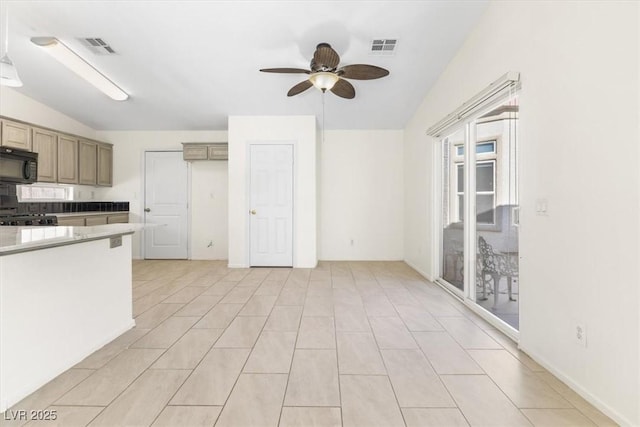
[
  {"left": 30, "top": 36, "right": 128, "bottom": 101},
  {"left": 309, "top": 72, "right": 339, "bottom": 92},
  {"left": 260, "top": 42, "right": 389, "bottom": 99}
]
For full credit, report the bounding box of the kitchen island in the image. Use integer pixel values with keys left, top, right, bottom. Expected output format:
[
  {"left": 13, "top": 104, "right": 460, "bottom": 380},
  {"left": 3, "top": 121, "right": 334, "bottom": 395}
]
[{"left": 0, "top": 224, "right": 139, "bottom": 412}]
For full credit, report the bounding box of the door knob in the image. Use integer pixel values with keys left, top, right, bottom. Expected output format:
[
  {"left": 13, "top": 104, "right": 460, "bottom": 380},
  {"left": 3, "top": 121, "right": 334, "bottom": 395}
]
[
  {"left": 144, "top": 208, "right": 151, "bottom": 212},
  {"left": 250, "top": 209, "right": 257, "bottom": 215}
]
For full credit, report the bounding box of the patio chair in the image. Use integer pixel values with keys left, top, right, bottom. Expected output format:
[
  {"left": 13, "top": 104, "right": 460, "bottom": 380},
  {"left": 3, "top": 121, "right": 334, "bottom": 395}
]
[{"left": 478, "top": 236, "right": 518, "bottom": 307}]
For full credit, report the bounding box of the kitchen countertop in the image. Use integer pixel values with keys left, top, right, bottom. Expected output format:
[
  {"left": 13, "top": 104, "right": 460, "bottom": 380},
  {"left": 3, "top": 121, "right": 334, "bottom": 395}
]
[{"left": 0, "top": 223, "right": 142, "bottom": 256}]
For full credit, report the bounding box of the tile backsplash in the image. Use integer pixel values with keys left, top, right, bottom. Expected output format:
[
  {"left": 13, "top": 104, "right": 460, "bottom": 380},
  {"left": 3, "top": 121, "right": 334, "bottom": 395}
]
[{"left": 18, "top": 201, "right": 129, "bottom": 214}]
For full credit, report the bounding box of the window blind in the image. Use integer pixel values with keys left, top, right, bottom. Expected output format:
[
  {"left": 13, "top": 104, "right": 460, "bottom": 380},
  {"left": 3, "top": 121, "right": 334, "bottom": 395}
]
[{"left": 426, "top": 71, "right": 520, "bottom": 137}]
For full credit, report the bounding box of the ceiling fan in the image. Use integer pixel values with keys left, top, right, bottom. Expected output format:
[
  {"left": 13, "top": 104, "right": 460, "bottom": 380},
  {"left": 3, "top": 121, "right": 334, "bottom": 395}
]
[{"left": 260, "top": 42, "right": 389, "bottom": 99}]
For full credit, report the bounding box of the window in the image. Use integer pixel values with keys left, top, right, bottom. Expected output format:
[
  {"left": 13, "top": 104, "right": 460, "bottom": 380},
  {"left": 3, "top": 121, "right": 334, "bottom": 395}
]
[
  {"left": 17, "top": 184, "right": 74, "bottom": 201},
  {"left": 454, "top": 160, "right": 496, "bottom": 224},
  {"left": 455, "top": 140, "right": 496, "bottom": 156},
  {"left": 476, "top": 161, "right": 496, "bottom": 224}
]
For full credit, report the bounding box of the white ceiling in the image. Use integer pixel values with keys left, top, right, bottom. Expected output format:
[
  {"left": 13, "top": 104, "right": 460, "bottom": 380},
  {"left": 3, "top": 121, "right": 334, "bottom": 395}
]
[{"left": 1, "top": 1, "right": 487, "bottom": 131}]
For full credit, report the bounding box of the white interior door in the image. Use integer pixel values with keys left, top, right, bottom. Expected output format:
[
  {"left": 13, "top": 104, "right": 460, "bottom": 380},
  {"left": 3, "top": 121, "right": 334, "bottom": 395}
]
[
  {"left": 144, "top": 151, "right": 188, "bottom": 259},
  {"left": 249, "top": 144, "right": 293, "bottom": 267}
]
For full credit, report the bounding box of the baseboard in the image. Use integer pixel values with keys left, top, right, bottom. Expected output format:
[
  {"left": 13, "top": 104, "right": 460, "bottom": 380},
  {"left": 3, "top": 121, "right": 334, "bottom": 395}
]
[
  {"left": 318, "top": 258, "right": 405, "bottom": 262},
  {"left": 518, "top": 344, "right": 635, "bottom": 427},
  {"left": 227, "top": 263, "right": 248, "bottom": 268},
  {"left": 403, "top": 259, "right": 435, "bottom": 282}
]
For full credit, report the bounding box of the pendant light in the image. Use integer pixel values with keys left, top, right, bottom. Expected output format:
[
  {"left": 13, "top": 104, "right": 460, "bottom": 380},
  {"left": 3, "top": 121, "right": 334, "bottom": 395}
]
[{"left": 0, "top": 8, "right": 22, "bottom": 87}]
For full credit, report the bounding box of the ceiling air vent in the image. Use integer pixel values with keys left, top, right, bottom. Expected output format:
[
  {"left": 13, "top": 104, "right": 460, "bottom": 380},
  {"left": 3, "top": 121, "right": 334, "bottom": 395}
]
[
  {"left": 370, "top": 39, "right": 397, "bottom": 56},
  {"left": 80, "top": 37, "right": 117, "bottom": 55}
]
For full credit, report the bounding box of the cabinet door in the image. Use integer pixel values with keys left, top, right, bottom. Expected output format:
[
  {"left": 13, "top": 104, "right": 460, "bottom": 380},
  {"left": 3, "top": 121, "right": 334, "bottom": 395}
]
[
  {"left": 85, "top": 215, "right": 108, "bottom": 226},
  {"left": 78, "top": 140, "right": 97, "bottom": 185},
  {"left": 183, "top": 144, "right": 208, "bottom": 160},
  {"left": 1, "top": 120, "right": 31, "bottom": 150},
  {"left": 107, "top": 213, "right": 129, "bottom": 224},
  {"left": 97, "top": 144, "right": 113, "bottom": 186},
  {"left": 57, "top": 216, "right": 85, "bottom": 226},
  {"left": 32, "top": 128, "right": 58, "bottom": 182},
  {"left": 58, "top": 135, "right": 79, "bottom": 184}
]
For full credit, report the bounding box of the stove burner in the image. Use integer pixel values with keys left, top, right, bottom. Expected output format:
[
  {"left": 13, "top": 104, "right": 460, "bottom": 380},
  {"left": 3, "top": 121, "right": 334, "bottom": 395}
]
[{"left": 0, "top": 214, "right": 58, "bottom": 226}]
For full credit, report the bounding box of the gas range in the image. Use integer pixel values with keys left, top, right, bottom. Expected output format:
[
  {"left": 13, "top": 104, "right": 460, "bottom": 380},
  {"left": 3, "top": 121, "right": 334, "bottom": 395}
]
[{"left": 0, "top": 214, "right": 58, "bottom": 226}]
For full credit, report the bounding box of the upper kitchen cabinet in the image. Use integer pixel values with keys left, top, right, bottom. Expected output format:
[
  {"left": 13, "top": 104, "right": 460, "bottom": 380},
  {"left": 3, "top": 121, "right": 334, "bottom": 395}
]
[
  {"left": 182, "top": 144, "right": 209, "bottom": 160},
  {"left": 57, "top": 135, "right": 79, "bottom": 184},
  {"left": 0, "top": 116, "right": 114, "bottom": 187},
  {"left": 97, "top": 143, "right": 113, "bottom": 186},
  {"left": 182, "top": 142, "right": 228, "bottom": 160},
  {"left": 78, "top": 140, "right": 97, "bottom": 185},
  {"left": 32, "top": 127, "right": 58, "bottom": 182},
  {"left": 1, "top": 119, "right": 32, "bottom": 150}
]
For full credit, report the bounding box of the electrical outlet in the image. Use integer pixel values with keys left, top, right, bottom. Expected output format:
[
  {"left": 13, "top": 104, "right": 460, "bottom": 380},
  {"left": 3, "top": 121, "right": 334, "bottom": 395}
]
[
  {"left": 575, "top": 324, "right": 587, "bottom": 348},
  {"left": 350, "top": 239, "right": 354, "bottom": 246}
]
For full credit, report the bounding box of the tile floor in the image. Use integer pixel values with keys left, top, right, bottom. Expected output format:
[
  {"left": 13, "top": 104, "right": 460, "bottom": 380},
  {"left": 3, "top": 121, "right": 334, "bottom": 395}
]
[{"left": 1, "top": 261, "right": 617, "bottom": 427}]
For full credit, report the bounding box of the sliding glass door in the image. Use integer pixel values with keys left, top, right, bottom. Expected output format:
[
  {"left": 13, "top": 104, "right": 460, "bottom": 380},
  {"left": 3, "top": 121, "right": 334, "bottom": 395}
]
[
  {"left": 438, "top": 96, "right": 520, "bottom": 331},
  {"left": 441, "top": 128, "right": 465, "bottom": 294}
]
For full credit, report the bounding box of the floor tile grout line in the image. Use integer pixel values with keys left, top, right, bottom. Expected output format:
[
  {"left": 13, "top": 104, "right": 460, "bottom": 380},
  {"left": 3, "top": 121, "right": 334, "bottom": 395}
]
[
  {"left": 133, "top": 266, "right": 220, "bottom": 309},
  {"left": 133, "top": 271, "right": 232, "bottom": 319},
  {"left": 533, "top": 372, "right": 603, "bottom": 425},
  {"left": 366, "top": 268, "right": 410, "bottom": 426},
  {"left": 144, "top": 369, "right": 193, "bottom": 427},
  {"left": 330, "top": 278, "right": 344, "bottom": 427},
  {"left": 144, "top": 278, "right": 252, "bottom": 420},
  {"left": 212, "top": 274, "right": 285, "bottom": 426},
  {"left": 440, "top": 371, "right": 536, "bottom": 425},
  {"left": 449, "top": 329, "right": 576, "bottom": 412},
  {"left": 276, "top": 279, "right": 304, "bottom": 427},
  {"left": 386, "top": 280, "right": 473, "bottom": 423}
]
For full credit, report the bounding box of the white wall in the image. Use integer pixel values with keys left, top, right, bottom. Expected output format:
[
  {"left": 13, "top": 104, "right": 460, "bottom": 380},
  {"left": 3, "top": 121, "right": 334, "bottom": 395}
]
[
  {"left": 319, "top": 130, "right": 403, "bottom": 260},
  {"left": 228, "top": 116, "right": 316, "bottom": 268},
  {"left": 0, "top": 88, "right": 97, "bottom": 139},
  {"left": 404, "top": 1, "right": 639, "bottom": 425},
  {"left": 96, "top": 131, "right": 228, "bottom": 260}
]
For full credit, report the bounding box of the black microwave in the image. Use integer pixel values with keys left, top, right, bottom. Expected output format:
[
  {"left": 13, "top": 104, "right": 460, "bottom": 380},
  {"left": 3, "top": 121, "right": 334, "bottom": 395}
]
[{"left": 0, "top": 147, "right": 38, "bottom": 184}]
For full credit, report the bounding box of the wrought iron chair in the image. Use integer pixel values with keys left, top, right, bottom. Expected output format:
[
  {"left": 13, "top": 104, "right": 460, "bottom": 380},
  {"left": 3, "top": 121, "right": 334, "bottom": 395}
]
[{"left": 478, "top": 236, "right": 518, "bottom": 306}]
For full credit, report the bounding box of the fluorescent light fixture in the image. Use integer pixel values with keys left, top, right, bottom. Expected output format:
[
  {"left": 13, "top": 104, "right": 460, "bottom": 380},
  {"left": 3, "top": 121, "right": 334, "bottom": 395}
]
[
  {"left": 309, "top": 72, "right": 339, "bottom": 92},
  {"left": 0, "top": 54, "right": 22, "bottom": 87},
  {"left": 31, "top": 37, "right": 128, "bottom": 101}
]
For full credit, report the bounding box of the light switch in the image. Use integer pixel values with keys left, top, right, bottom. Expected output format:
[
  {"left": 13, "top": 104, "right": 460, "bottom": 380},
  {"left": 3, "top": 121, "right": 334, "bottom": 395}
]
[{"left": 535, "top": 198, "right": 548, "bottom": 216}]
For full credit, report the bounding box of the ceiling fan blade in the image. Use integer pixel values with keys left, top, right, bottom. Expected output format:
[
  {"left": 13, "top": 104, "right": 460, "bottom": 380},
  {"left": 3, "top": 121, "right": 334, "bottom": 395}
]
[
  {"left": 287, "top": 80, "right": 313, "bottom": 97},
  {"left": 339, "top": 64, "right": 389, "bottom": 80},
  {"left": 260, "top": 68, "right": 310, "bottom": 74},
  {"left": 330, "top": 78, "right": 355, "bottom": 99},
  {"left": 313, "top": 43, "right": 340, "bottom": 69}
]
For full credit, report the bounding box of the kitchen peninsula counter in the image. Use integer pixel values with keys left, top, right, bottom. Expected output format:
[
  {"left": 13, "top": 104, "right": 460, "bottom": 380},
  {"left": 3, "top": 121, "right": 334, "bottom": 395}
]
[
  {"left": 0, "top": 223, "right": 139, "bottom": 255},
  {"left": 0, "top": 224, "right": 137, "bottom": 412}
]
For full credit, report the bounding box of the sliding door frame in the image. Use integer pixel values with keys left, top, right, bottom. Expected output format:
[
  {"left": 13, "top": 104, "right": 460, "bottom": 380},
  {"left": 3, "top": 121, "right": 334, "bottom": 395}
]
[{"left": 434, "top": 95, "right": 520, "bottom": 342}]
